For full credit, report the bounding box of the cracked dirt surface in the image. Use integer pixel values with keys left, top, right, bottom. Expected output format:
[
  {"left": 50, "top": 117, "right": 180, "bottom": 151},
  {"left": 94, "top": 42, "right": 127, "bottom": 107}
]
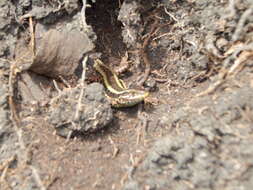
[{"left": 0, "top": 0, "right": 253, "bottom": 190}]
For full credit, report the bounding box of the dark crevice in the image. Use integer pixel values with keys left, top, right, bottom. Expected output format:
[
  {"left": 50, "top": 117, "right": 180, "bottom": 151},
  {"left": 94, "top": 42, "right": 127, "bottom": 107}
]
[{"left": 85, "top": 0, "right": 125, "bottom": 61}]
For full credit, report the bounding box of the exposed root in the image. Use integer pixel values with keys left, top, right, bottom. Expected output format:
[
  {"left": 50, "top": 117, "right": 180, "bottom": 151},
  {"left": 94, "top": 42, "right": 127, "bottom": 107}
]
[
  {"left": 4, "top": 15, "right": 49, "bottom": 190},
  {"left": 8, "top": 62, "right": 21, "bottom": 127},
  {"left": 137, "top": 19, "right": 159, "bottom": 86},
  {"left": 197, "top": 1, "right": 253, "bottom": 97},
  {"left": 197, "top": 43, "right": 253, "bottom": 97}
]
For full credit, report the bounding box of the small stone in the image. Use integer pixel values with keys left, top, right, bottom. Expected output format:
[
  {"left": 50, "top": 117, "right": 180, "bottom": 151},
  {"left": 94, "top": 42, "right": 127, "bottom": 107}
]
[
  {"left": 144, "top": 78, "right": 157, "bottom": 92},
  {"left": 216, "top": 38, "right": 229, "bottom": 52}
]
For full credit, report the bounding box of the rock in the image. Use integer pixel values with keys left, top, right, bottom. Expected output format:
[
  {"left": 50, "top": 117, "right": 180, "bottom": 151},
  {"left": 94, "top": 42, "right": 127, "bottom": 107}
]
[{"left": 48, "top": 83, "right": 113, "bottom": 137}]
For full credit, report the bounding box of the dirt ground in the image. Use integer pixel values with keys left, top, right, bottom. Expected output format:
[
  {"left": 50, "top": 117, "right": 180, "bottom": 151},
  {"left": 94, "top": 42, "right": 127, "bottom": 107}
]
[{"left": 0, "top": 0, "right": 253, "bottom": 190}]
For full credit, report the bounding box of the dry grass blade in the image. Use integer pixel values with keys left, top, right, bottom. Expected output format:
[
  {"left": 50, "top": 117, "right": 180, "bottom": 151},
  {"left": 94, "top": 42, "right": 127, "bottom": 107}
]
[{"left": 75, "top": 56, "right": 88, "bottom": 120}]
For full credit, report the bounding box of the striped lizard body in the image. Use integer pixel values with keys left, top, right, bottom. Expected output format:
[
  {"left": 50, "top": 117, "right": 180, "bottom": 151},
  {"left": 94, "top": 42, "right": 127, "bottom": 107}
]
[{"left": 93, "top": 59, "right": 149, "bottom": 107}]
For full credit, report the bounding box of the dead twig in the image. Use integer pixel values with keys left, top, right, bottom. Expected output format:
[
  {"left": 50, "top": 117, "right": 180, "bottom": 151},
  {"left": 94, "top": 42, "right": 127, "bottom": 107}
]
[
  {"left": 136, "top": 104, "right": 149, "bottom": 145},
  {"left": 29, "top": 17, "right": 35, "bottom": 58},
  {"left": 4, "top": 13, "right": 48, "bottom": 190},
  {"left": 0, "top": 155, "right": 16, "bottom": 182},
  {"left": 60, "top": 56, "right": 88, "bottom": 139},
  {"left": 53, "top": 80, "right": 61, "bottom": 93},
  {"left": 75, "top": 56, "right": 88, "bottom": 120},
  {"left": 8, "top": 16, "right": 37, "bottom": 128},
  {"left": 227, "top": 50, "right": 253, "bottom": 76},
  {"left": 81, "top": 0, "right": 91, "bottom": 31},
  {"left": 153, "top": 32, "right": 172, "bottom": 41},
  {"left": 164, "top": 7, "right": 179, "bottom": 22},
  {"left": 59, "top": 76, "right": 71, "bottom": 88},
  {"left": 31, "top": 166, "right": 47, "bottom": 190},
  {"left": 109, "top": 136, "right": 120, "bottom": 158},
  {"left": 128, "top": 154, "right": 143, "bottom": 179}
]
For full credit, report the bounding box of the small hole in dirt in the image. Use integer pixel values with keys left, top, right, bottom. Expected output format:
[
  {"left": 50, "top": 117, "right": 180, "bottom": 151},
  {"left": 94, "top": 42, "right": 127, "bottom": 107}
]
[{"left": 85, "top": 0, "right": 125, "bottom": 60}]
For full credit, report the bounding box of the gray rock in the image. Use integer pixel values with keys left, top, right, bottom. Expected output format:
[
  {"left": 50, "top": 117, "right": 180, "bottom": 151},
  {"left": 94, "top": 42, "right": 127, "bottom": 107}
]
[{"left": 49, "top": 83, "right": 113, "bottom": 137}]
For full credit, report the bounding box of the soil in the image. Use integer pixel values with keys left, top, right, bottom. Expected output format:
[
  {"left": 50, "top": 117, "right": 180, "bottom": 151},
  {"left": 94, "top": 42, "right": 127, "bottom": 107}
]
[{"left": 0, "top": 0, "right": 253, "bottom": 190}]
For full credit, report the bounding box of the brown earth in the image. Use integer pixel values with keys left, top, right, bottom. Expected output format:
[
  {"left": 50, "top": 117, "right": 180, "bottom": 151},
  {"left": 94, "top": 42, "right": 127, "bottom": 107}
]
[{"left": 0, "top": 0, "right": 253, "bottom": 190}]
